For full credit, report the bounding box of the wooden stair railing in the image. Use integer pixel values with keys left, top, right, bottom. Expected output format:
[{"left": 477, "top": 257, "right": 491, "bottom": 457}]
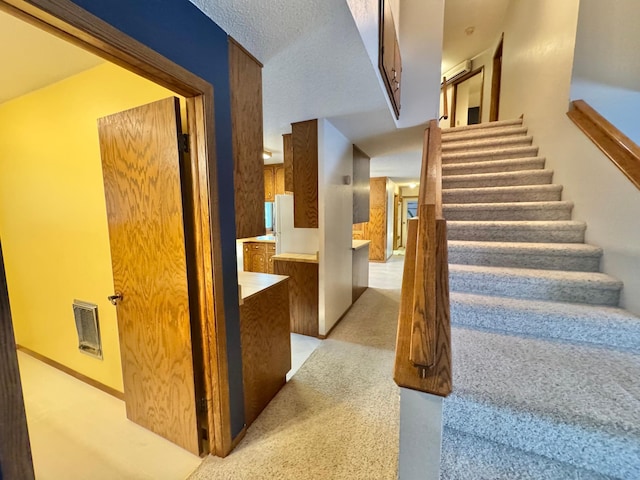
[
  {"left": 440, "top": 77, "right": 449, "bottom": 121},
  {"left": 567, "top": 99, "right": 640, "bottom": 191},
  {"left": 394, "top": 119, "right": 452, "bottom": 397}
]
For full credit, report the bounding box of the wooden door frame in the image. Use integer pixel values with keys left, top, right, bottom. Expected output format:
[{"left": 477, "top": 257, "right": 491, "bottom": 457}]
[
  {"left": 446, "top": 67, "right": 485, "bottom": 128},
  {"left": 0, "top": 0, "right": 234, "bottom": 458},
  {"left": 490, "top": 34, "right": 504, "bottom": 122}
]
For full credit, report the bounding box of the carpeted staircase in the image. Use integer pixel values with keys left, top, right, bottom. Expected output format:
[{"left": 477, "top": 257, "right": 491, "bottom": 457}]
[{"left": 438, "top": 119, "right": 640, "bottom": 479}]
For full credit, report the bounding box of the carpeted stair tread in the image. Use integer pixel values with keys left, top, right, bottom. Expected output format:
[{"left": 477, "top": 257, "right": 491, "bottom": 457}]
[
  {"left": 441, "top": 118, "right": 523, "bottom": 134},
  {"left": 443, "top": 184, "right": 562, "bottom": 204},
  {"left": 444, "top": 328, "right": 640, "bottom": 479},
  {"left": 443, "top": 169, "right": 553, "bottom": 189},
  {"left": 442, "top": 135, "right": 533, "bottom": 153},
  {"left": 447, "top": 220, "right": 586, "bottom": 243},
  {"left": 441, "top": 428, "right": 613, "bottom": 480},
  {"left": 450, "top": 292, "right": 640, "bottom": 352},
  {"left": 441, "top": 125, "right": 528, "bottom": 144},
  {"left": 448, "top": 240, "right": 601, "bottom": 271},
  {"left": 449, "top": 264, "right": 622, "bottom": 305},
  {"left": 443, "top": 201, "right": 573, "bottom": 221},
  {"left": 443, "top": 145, "right": 539, "bottom": 164},
  {"left": 442, "top": 157, "right": 546, "bottom": 176}
]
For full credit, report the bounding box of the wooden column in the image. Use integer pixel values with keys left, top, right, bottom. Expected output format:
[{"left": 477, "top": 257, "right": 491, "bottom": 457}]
[{"left": 0, "top": 242, "right": 35, "bottom": 480}]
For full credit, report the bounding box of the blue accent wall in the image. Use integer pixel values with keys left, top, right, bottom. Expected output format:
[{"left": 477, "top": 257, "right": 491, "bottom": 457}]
[{"left": 70, "top": 0, "right": 245, "bottom": 437}]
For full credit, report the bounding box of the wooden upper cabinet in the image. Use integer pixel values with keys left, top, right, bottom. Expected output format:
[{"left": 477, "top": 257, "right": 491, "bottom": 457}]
[
  {"left": 230, "top": 37, "right": 266, "bottom": 239},
  {"left": 353, "top": 145, "right": 371, "bottom": 224},
  {"left": 264, "top": 164, "right": 285, "bottom": 202},
  {"left": 283, "top": 133, "right": 294, "bottom": 193},
  {"left": 379, "top": 0, "right": 401, "bottom": 118},
  {"left": 292, "top": 119, "right": 319, "bottom": 228},
  {"left": 264, "top": 166, "right": 275, "bottom": 202},
  {"left": 274, "top": 165, "right": 285, "bottom": 196}
]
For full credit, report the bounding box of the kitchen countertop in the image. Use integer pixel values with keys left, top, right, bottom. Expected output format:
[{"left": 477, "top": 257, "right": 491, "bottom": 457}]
[
  {"left": 239, "top": 235, "right": 276, "bottom": 243},
  {"left": 352, "top": 240, "right": 371, "bottom": 250},
  {"left": 238, "top": 271, "right": 288, "bottom": 302},
  {"left": 272, "top": 253, "right": 319, "bottom": 264}
]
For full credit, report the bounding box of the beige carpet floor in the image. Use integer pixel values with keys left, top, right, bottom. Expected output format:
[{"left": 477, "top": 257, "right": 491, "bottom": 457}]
[{"left": 189, "top": 258, "right": 403, "bottom": 480}]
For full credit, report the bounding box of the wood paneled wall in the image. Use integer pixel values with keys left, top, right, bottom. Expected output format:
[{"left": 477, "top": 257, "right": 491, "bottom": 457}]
[
  {"left": 0, "top": 243, "right": 35, "bottom": 480},
  {"left": 352, "top": 146, "right": 370, "bottom": 224},
  {"left": 292, "top": 119, "right": 319, "bottom": 228},
  {"left": 230, "top": 38, "right": 266, "bottom": 239}
]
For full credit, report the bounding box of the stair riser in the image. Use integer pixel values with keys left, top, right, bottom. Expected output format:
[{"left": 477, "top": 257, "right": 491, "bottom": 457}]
[
  {"left": 447, "top": 226, "right": 586, "bottom": 243},
  {"left": 443, "top": 397, "right": 636, "bottom": 479},
  {"left": 443, "top": 148, "right": 539, "bottom": 164},
  {"left": 449, "top": 272, "right": 620, "bottom": 305},
  {"left": 442, "top": 137, "right": 533, "bottom": 153},
  {"left": 442, "top": 127, "right": 528, "bottom": 143},
  {"left": 450, "top": 300, "right": 640, "bottom": 352},
  {"left": 444, "top": 205, "right": 572, "bottom": 221},
  {"left": 448, "top": 250, "right": 601, "bottom": 272},
  {"left": 444, "top": 189, "right": 561, "bottom": 204},
  {"left": 443, "top": 171, "right": 553, "bottom": 189},
  {"left": 443, "top": 159, "right": 546, "bottom": 176},
  {"left": 442, "top": 119, "right": 522, "bottom": 134}
]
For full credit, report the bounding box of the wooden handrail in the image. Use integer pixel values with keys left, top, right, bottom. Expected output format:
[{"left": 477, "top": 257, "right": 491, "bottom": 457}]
[
  {"left": 394, "top": 119, "right": 451, "bottom": 397},
  {"left": 567, "top": 99, "right": 640, "bottom": 191},
  {"left": 441, "top": 77, "right": 449, "bottom": 121}
]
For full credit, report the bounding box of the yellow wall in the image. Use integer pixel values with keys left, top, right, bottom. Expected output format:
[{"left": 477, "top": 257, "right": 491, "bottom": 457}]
[{"left": 0, "top": 62, "right": 181, "bottom": 392}]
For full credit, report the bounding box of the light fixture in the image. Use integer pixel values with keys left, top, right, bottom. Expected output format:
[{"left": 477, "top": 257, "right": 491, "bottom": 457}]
[
  {"left": 263, "top": 150, "right": 272, "bottom": 160},
  {"left": 409, "top": 182, "right": 417, "bottom": 189}
]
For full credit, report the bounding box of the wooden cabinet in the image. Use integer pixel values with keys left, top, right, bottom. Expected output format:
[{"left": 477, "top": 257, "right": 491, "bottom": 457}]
[
  {"left": 292, "top": 119, "right": 318, "bottom": 228},
  {"left": 230, "top": 38, "right": 266, "bottom": 239},
  {"left": 238, "top": 273, "right": 290, "bottom": 426},
  {"left": 264, "top": 167, "right": 275, "bottom": 202},
  {"left": 264, "top": 164, "right": 285, "bottom": 202},
  {"left": 379, "top": 0, "right": 402, "bottom": 118},
  {"left": 243, "top": 241, "right": 276, "bottom": 274},
  {"left": 283, "top": 133, "right": 294, "bottom": 192},
  {"left": 274, "top": 258, "right": 319, "bottom": 337},
  {"left": 353, "top": 145, "right": 370, "bottom": 224}
]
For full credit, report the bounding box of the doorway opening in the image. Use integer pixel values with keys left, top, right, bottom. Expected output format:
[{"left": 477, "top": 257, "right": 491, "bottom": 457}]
[
  {"left": 0, "top": 1, "right": 227, "bottom": 475},
  {"left": 440, "top": 67, "right": 485, "bottom": 129}
]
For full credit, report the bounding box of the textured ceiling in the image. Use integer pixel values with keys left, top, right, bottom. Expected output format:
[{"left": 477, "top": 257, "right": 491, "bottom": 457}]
[
  {"left": 190, "top": 0, "right": 445, "bottom": 184},
  {"left": 441, "top": 0, "right": 510, "bottom": 73},
  {"left": 0, "top": 11, "right": 103, "bottom": 105}
]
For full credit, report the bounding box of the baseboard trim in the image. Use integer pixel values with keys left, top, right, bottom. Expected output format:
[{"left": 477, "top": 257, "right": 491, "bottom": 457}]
[
  {"left": 16, "top": 345, "right": 125, "bottom": 401},
  {"left": 318, "top": 303, "right": 355, "bottom": 339}
]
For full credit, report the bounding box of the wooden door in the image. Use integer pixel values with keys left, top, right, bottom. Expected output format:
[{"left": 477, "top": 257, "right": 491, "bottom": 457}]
[{"left": 98, "top": 97, "right": 200, "bottom": 454}]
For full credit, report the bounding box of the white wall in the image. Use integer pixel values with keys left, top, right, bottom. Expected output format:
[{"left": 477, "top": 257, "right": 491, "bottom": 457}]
[
  {"left": 499, "top": 0, "right": 640, "bottom": 315},
  {"left": 346, "top": 0, "right": 445, "bottom": 127},
  {"left": 318, "top": 119, "right": 354, "bottom": 335},
  {"left": 571, "top": 0, "right": 640, "bottom": 145}
]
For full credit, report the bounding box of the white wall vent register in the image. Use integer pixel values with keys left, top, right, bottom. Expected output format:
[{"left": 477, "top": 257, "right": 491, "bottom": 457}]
[{"left": 72, "top": 300, "right": 103, "bottom": 359}]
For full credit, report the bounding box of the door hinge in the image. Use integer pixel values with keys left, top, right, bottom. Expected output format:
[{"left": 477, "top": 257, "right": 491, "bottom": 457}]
[
  {"left": 178, "top": 133, "right": 190, "bottom": 153},
  {"left": 198, "top": 397, "right": 208, "bottom": 413}
]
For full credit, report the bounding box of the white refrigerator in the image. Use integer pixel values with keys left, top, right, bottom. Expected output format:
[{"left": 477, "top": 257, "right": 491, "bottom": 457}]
[{"left": 274, "top": 194, "right": 319, "bottom": 255}]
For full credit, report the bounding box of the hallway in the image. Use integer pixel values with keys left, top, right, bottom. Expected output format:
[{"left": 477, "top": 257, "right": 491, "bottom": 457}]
[{"left": 190, "top": 257, "right": 405, "bottom": 479}]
